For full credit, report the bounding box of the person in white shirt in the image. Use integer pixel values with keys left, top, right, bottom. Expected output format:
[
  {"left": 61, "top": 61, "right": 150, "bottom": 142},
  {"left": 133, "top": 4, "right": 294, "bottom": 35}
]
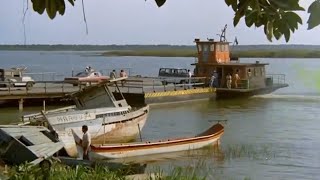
[
  {"left": 81, "top": 125, "right": 91, "bottom": 160},
  {"left": 110, "top": 70, "right": 116, "bottom": 79},
  {"left": 187, "top": 69, "right": 193, "bottom": 87},
  {"left": 226, "top": 73, "right": 232, "bottom": 89}
]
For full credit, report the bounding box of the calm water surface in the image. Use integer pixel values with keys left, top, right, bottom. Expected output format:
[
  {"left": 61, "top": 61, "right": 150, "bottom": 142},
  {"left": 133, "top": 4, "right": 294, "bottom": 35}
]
[{"left": 1, "top": 51, "right": 320, "bottom": 179}]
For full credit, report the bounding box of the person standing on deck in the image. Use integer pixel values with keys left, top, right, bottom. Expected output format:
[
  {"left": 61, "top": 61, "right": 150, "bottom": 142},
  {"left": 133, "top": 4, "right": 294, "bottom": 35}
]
[
  {"left": 110, "top": 69, "right": 116, "bottom": 79},
  {"left": 226, "top": 73, "right": 232, "bottom": 89},
  {"left": 188, "top": 69, "right": 193, "bottom": 87},
  {"left": 247, "top": 69, "right": 252, "bottom": 89},
  {"left": 234, "top": 70, "right": 240, "bottom": 88},
  {"left": 210, "top": 73, "right": 216, "bottom": 87},
  {"left": 81, "top": 125, "right": 91, "bottom": 160},
  {"left": 119, "top": 69, "right": 127, "bottom": 87},
  {"left": 213, "top": 70, "right": 219, "bottom": 87}
]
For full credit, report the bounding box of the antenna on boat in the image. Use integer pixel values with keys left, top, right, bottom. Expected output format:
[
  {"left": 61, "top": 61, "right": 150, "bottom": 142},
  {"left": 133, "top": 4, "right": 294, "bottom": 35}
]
[{"left": 217, "top": 24, "right": 228, "bottom": 42}]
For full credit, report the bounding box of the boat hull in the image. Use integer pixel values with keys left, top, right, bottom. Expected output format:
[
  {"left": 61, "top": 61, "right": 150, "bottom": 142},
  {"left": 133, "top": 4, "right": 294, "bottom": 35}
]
[
  {"left": 87, "top": 123, "right": 224, "bottom": 160},
  {"left": 216, "top": 84, "right": 289, "bottom": 99},
  {"left": 53, "top": 105, "right": 149, "bottom": 157}
]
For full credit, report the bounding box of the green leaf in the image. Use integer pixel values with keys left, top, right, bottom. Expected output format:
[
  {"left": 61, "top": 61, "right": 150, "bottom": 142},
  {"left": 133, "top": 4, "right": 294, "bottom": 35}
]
[
  {"left": 266, "top": 21, "right": 273, "bottom": 41},
  {"left": 68, "top": 0, "right": 75, "bottom": 6},
  {"left": 46, "top": 0, "right": 57, "bottom": 19},
  {"left": 155, "top": 0, "right": 166, "bottom": 7},
  {"left": 233, "top": 11, "right": 242, "bottom": 26},
  {"left": 245, "top": 10, "right": 258, "bottom": 27},
  {"left": 31, "top": 0, "right": 46, "bottom": 14},
  {"left": 57, "top": 0, "right": 66, "bottom": 15},
  {"left": 269, "top": 0, "right": 304, "bottom": 11},
  {"left": 283, "top": 12, "right": 301, "bottom": 32},
  {"left": 307, "top": 0, "right": 320, "bottom": 30},
  {"left": 278, "top": 19, "right": 291, "bottom": 42},
  {"left": 225, "top": 0, "right": 237, "bottom": 11},
  {"left": 273, "top": 29, "right": 282, "bottom": 40}
]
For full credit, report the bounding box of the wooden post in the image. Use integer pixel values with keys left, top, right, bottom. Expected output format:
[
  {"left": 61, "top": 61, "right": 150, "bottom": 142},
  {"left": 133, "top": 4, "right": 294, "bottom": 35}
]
[
  {"left": 103, "top": 116, "right": 106, "bottom": 145},
  {"left": 18, "top": 98, "right": 24, "bottom": 111},
  {"left": 43, "top": 100, "right": 46, "bottom": 112}
]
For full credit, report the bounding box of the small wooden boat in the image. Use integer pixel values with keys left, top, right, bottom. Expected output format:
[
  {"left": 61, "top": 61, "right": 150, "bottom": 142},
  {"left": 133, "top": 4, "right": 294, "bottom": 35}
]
[
  {"left": 0, "top": 125, "right": 63, "bottom": 166},
  {"left": 75, "top": 123, "right": 224, "bottom": 160}
]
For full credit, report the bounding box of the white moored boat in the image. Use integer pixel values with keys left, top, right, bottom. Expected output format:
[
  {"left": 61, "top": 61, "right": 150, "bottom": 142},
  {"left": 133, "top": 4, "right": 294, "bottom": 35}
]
[{"left": 23, "top": 77, "right": 149, "bottom": 157}]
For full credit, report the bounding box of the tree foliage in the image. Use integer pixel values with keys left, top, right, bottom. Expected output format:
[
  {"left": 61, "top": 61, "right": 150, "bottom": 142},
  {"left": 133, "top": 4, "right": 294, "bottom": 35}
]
[{"left": 30, "top": 0, "right": 320, "bottom": 42}]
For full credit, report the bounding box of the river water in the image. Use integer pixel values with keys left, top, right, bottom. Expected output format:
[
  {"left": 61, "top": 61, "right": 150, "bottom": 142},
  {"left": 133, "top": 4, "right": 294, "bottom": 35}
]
[{"left": 1, "top": 51, "right": 320, "bottom": 179}]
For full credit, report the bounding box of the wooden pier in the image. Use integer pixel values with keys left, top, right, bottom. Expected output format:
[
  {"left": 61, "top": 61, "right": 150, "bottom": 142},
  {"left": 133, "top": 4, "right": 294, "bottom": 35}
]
[{"left": 0, "top": 77, "right": 211, "bottom": 109}]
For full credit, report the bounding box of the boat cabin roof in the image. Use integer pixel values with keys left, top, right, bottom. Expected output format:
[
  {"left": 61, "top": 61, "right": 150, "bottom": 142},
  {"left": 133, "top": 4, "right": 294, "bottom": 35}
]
[
  {"left": 70, "top": 77, "right": 129, "bottom": 110},
  {"left": 192, "top": 62, "right": 269, "bottom": 67}
]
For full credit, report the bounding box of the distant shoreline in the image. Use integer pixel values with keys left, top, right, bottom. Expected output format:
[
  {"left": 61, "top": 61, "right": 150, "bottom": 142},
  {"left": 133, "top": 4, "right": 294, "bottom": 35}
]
[
  {"left": 101, "top": 50, "right": 320, "bottom": 58},
  {"left": 1, "top": 45, "right": 320, "bottom": 58}
]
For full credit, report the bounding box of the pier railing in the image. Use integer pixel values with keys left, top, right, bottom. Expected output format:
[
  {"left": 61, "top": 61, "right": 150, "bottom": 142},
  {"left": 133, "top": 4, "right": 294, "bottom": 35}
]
[
  {"left": 109, "top": 77, "right": 208, "bottom": 93},
  {"left": 0, "top": 80, "right": 81, "bottom": 97},
  {"left": 0, "top": 77, "right": 208, "bottom": 99}
]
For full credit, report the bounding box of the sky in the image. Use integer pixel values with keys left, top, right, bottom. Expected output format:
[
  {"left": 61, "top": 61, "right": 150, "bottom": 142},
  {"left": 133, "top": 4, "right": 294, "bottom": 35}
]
[{"left": 0, "top": 0, "right": 319, "bottom": 45}]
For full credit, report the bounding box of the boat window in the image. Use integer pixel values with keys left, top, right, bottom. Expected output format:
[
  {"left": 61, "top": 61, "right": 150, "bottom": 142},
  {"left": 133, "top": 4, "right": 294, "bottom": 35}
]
[
  {"left": 203, "top": 45, "right": 209, "bottom": 52},
  {"left": 210, "top": 45, "right": 215, "bottom": 51},
  {"left": 254, "top": 68, "right": 260, "bottom": 76},
  {"left": 216, "top": 45, "right": 221, "bottom": 52},
  {"left": 247, "top": 68, "right": 252, "bottom": 78},
  {"left": 221, "top": 44, "right": 225, "bottom": 52},
  {"left": 224, "top": 44, "right": 229, "bottom": 52},
  {"left": 198, "top": 44, "right": 202, "bottom": 52},
  {"left": 261, "top": 68, "right": 264, "bottom": 76}
]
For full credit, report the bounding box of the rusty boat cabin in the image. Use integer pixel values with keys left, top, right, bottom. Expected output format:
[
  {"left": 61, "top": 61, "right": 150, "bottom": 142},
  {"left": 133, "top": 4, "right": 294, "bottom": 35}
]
[{"left": 192, "top": 38, "right": 288, "bottom": 99}]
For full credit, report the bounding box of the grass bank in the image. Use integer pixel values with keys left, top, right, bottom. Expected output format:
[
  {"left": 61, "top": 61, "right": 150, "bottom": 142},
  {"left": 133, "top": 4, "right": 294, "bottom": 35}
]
[
  {"left": 102, "top": 49, "right": 320, "bottom": 58},
  {"left": 1, "top": 143, "right": 279, "bottom": 180}
]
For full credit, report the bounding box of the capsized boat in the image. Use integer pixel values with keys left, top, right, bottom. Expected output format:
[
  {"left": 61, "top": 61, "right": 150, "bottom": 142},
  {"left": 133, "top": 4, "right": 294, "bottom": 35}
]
[
  {"left": 74, "top": 123, "right": 224, "bottom": 160},
  {"left": 22, "top": 77, "right": 149, "bottom": 158}
]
